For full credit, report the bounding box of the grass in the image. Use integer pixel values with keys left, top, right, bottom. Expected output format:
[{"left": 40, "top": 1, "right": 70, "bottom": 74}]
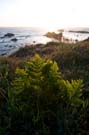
[{"left": 9, "top": 40, "right": 89, "bottom": 92}]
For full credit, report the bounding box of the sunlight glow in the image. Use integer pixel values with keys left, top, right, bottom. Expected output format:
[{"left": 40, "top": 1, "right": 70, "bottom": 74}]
[{"left": 0, "top": 0, "right": 89, "bottom": 28}]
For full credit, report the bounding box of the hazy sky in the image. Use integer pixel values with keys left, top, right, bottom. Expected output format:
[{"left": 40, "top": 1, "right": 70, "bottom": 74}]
[{"left": 0, "top": 0, "right": 89, "bottom": 28}]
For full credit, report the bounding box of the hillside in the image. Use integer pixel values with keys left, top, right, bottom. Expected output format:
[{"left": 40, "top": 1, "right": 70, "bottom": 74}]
[
  {"left": 0, "top": 39, "right": 89, "bottom": 134},
  {"left": 10, "top": 39, "right": 89, "bottom": 90}
]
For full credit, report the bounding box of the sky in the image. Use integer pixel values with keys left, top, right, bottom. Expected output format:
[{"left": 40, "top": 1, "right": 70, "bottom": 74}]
[{"left": 0, "top": 0, "right": 89, "bottom": 29}]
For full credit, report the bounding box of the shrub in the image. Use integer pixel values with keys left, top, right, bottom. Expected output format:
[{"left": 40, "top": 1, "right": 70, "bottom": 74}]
[{"left": 9, "top": 55, "right": 84, "bottom": 135}]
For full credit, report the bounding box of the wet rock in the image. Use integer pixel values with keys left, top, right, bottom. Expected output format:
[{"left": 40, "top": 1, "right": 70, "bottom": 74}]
[
  {"left": 4, "top": 33, "right": 15, "bottom": 38},
  {"left": 11, "top": 38, "right": 18, "bottom": 42},
  {"left": 9, "top": 45, "right": 13, "bottom": 48},
  {"left": 75, "top": 39, "right": 78, "bottom": 43},
  {"left": 5, "top": 45, "right": 8, "bottom": 47},
  {"left": 1, "top": 53, "right": 7, "bottom": 56},
  {"left": 0, "top": 36, "right": 4, "bottom": 39},
  {"left": 33, "top": 41, "right": 36, "bottom": 43},
  {"left": 83, "top": 37, "right": 89, "bottom": 42}
]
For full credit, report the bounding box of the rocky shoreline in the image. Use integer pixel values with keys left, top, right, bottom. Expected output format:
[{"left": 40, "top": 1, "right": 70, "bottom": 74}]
[
  {"left": 45, "top": 31, "right": 76, "bottom": 43},
  {"left": 0, "top": 29, "right": 89, "bottom": 56}
]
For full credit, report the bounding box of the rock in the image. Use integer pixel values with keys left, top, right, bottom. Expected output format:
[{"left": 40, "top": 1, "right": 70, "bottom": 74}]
[
  {"left": 9, "top": 45, "right": 12, "bottom": 48},
  {"left": 45, "top": 32, "right": 63, "bottom": 42},
  {"left": 5, "top": 45, "right": 8, "bottom": 47},
  {"left": 1, "top": 53, "right": 7, "bottom": 56},
  {"left": 0, "top": 36, "right": 4, "bottom": 39},
  {"left": 4, "top": 33, "right": 15, "bottom": 38},
  {"left": 75, "top": 39, "right": 78, "bottom": 43},
  {"left": 83, "top": 37, "right": 89, "bottom": 42},
  {"left": 11, "top": 38, "right": 18, "bottom": 42},
  {"left": 33, "top": 41, "right": 36, "bottom": 43}
]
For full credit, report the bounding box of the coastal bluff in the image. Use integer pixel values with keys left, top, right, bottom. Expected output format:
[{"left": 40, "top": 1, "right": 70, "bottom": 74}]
[{"left": 45, "top": 31, "right": 74, "bottom": 43}]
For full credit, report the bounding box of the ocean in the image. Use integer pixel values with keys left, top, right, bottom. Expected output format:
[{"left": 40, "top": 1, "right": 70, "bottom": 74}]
[
  {"left": 0, "top": 27, "right": 52, "bottom": 56},
  {"left": 0, "top": 27, "right": 89, "bottom": 56}
]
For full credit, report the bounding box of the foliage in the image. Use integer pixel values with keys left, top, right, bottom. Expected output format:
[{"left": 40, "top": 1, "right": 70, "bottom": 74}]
[
  {"left": 0, "top": 58, "right": 10, "bottom": 135},
  {"left": 9, "top": 54, "right": 84, "bottom": 135},
  {"left": 1, "top": 44, "right": 89, "bottom": 134}
]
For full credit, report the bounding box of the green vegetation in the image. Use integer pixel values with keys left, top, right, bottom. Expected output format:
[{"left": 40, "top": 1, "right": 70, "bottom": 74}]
[
  {"left": 0, "top": 40, "right": 89, "bottom": 134},
  {"left": 11, "top": 40, "right": 89, "bottom": 90}
]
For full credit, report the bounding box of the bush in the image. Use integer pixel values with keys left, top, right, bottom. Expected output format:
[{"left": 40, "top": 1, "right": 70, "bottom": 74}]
[{"left": 9, "top": 54, "right": 84, "bottom": 135}]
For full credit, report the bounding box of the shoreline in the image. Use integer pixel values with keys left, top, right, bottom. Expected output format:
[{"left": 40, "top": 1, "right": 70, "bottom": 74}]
[{"left": 0, "top": 28, "right": 89, "bottom": 56}]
